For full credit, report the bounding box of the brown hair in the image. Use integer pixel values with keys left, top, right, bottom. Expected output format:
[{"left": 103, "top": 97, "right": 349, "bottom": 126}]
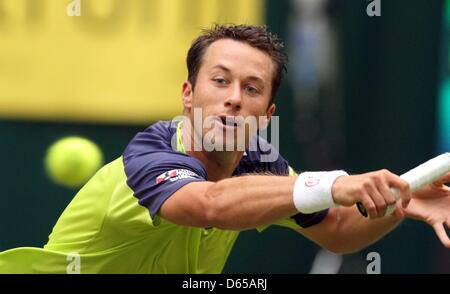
[{"left": 186, "top": 24, "right": 287, "bottom": 103}]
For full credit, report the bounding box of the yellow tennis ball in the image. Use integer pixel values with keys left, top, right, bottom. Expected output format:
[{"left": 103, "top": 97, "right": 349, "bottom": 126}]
[{"left": 45, "top": 136, "right": 103, "bottom": 188}]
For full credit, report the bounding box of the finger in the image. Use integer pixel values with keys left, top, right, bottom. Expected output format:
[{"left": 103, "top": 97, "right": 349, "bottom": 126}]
[
  {"left": 393, "top": 205, "right": 405, "bottom": 219},
  {"left": 368, "top": 184, "right": 388, "bottom": 218},
  {"left": 386, "top": 171, "right": 412, "bottom": 208},
  {"left": 379, "top": 183, "right": 397, "bottom": 205},
  {"left": 361, "top": 193, "right": 378, "bottom": 219},
  {"left": 433, "top": 223, "right": 450, "bottom": 248},
  {"left": 382, "top": 184, "right": 399, "bottom": 216}
]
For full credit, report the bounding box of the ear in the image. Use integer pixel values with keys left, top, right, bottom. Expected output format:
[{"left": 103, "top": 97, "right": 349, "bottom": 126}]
[
  {"left": 260, "top": 103, "right": 276, "bottom": 129},
  {"left": 266, "top": 103, "right": 276, "bottom": 120},
  {"left": 182, "top": 81, "right": 193, "bottom": 113}
]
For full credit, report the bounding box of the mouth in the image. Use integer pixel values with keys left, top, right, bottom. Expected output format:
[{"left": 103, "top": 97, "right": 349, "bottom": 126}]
[{"left": 217, "top": 116, "right": 241, "bottom": 129}]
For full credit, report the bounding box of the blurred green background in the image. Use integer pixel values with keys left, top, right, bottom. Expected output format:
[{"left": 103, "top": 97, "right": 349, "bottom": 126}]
[{"left": 1, "top": 0, "right": 448, "bottom": 273}]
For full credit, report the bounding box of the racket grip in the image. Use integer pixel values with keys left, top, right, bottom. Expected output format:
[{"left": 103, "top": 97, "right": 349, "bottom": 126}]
[
  {"left": 357, "top": 201, "right": 399, "bottom": 218},
  {"left": 356, "top": 202, "right": 368, "bottom": 217}
]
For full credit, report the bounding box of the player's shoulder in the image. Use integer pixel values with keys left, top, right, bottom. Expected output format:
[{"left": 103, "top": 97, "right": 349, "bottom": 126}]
[
  {"left": 122, "top": 120, "right": 206, "bottom": 176},
  {"left": 235, "top": 135, "right": 289, "bottom": 176},
  {"left": 123, "top": 120, "right": 177, "bottom": 160}
]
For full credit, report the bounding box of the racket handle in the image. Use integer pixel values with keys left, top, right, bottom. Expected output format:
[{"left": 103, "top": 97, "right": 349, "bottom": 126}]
[{"left": 357, "top": 202, "right": 368, "bottom": 217}]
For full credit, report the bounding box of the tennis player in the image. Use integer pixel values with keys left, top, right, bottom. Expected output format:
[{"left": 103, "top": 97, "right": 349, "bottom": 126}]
[{"left": 1, "top": 24, "right": 449, "bottom": 273}]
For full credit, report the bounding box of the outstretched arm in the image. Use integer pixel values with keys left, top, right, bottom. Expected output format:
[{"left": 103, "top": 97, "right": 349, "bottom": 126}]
[
  {"left": 159, "top": 169, "right": 413, "bottom": 253},
  {"left": 160, "top": 175, "right": 299, "bottom": 230}
]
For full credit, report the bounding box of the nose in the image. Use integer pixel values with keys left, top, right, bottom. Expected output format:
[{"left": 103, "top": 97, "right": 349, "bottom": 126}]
[{"left": 224, "top": 83, "right": 242, "bottom": 111}]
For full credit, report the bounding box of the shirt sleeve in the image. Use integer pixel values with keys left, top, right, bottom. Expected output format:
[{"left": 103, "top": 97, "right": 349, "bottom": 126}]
[{"left": 123, "top": 152, "right": 207, "bottom": 219}]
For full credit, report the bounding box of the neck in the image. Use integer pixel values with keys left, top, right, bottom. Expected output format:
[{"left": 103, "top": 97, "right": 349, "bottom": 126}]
[
  {"left": 190, "top": 150, "right": 244, "bottom": 182},
  {"left": 182, "top": 120, "right": 244, "bottom": 182}
]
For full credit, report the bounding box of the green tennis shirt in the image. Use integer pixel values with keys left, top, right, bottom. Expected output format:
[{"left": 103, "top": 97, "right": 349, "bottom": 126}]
[{"left": 0, "top": 120, "right": 328, "bottom": 273}]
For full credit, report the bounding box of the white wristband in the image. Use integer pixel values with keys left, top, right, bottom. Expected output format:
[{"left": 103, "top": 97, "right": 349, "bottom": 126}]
[{"left": 293, "top": 170, "right": 349, "bottom": 214}]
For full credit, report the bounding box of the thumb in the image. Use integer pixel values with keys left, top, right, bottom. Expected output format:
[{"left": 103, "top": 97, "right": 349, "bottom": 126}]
[{"left": 393, "top": 205, "right": 405, "bottom": 219}]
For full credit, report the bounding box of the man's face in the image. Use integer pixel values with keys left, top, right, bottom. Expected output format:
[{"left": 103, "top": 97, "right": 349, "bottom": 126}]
[{"left": 182, "top": 39, "right": 276, "bottom": 151}]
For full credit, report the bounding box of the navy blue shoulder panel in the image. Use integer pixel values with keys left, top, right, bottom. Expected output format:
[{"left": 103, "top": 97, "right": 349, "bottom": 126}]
[{"left": 123, "top": 121, "right": 207, "bottom": 218}]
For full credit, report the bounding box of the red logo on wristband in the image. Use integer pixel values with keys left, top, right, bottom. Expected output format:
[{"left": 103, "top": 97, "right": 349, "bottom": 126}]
[{"left": 305, "top": 176, "right": 320, "bottom": 187}]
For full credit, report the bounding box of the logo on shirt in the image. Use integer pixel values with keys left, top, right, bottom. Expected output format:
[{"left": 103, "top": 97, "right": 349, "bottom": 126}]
[{"left": 156, "top": 169, "right": 198, "bottom": 184}]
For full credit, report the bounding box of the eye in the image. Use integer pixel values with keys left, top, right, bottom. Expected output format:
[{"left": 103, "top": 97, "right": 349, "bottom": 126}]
[
  {"left": 213, "top": 78, "right": 227, "bottom": 85},
  {"left": 245, "top": 85, "right": 259, "bottom": 95}
]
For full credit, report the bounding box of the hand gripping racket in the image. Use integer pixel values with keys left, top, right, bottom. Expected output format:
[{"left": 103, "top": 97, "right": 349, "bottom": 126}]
[{"left": 357, "top": 153, "right": 450, "bottom": 217}]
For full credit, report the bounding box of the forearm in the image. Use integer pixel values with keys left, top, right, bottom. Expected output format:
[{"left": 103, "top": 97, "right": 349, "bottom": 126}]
[
  {"left": 208, "top": 174, "right": 404, "bottom": 251},
  {"left": 205, "top": 175, "right": 298, "bottom": 230},
  {"left": 304, "top": 206, "right": 403, "bottom": 254}
]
